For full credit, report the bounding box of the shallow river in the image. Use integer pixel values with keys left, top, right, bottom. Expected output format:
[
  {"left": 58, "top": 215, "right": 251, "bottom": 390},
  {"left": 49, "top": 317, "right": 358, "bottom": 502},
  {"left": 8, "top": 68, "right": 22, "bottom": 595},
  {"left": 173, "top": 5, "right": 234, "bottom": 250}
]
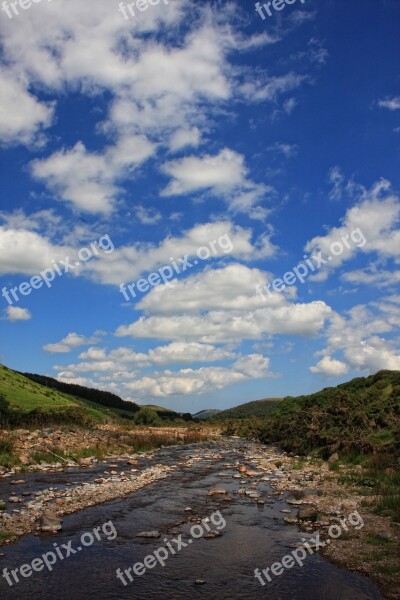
[{"left": 0, "top": 441, "right": 383, "bottom": 599}]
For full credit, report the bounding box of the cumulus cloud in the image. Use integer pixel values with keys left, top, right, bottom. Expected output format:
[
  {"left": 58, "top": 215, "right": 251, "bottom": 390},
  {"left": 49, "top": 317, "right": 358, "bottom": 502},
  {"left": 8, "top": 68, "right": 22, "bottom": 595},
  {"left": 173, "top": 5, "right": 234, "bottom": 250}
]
[
  {"left": 310, "top": 355, "right": 348, "bottom": 377},
  {"left": 305, "top": 179, "right": 400, "bottom": 281},
  {"left": 117, "top": 301, "right": 331, "bottom": 343},
  {"left": 0, "top": 226, "right": 72, "bottom": 276},
  {"left": 315, "top": 302, "right": 400, "bottom": 374},
  {"left": 85, "top": 221, "right": 276, "bottom": 285},
  {"left": 31, "top": 137, "right": 155, "bottom": 214},
  {"left": 125, "top": 354, "right": 274, "bottom": 398},
  {"left": 5, "top": 306, "right": 31, "bottom": 321},
  {"left": 161, "top": 148, "right": 275, "bottom": 219},
  {"left": 378, "top": 97, "right": 400, "bottom": 111},
  {"left": 43, "top": 332, "right": 97, "bottom": 353},
  {"left": 0, "top": 68, "right": 54, "bottom": 146}
]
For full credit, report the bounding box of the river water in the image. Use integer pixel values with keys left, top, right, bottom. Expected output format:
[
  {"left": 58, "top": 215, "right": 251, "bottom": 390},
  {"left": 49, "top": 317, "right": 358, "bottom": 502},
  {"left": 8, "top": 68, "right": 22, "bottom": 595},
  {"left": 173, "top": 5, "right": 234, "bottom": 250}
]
[{"left": 0, "top": 441, "right": 383, "bottom": 599}]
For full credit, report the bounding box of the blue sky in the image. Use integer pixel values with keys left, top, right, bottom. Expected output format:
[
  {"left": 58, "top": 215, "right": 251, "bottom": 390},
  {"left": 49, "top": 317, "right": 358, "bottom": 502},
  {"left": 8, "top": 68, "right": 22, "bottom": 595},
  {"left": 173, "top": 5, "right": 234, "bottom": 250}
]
[{"left": 0, "top": 0, "right": 399, "bottom": 413}]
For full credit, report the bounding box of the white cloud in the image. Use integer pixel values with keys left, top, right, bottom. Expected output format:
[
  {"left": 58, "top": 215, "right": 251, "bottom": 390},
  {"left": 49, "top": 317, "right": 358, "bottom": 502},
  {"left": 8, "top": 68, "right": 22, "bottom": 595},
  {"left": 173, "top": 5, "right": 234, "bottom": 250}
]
[
  {"left": 5, "top": 306, "right": 31, "bottom": 321},
  {"left": 85, "top": 220, "right": 276, "bottom": 285},
  {"left": 239, "top": 73, "right": 306, "bottom": 103},
  {"left": 343, "top": 265, "right": 400, "bottom": 289},
  {"left": 0, "top": 68, "right": 54, "bottom": 146},
  {"left": 135, "top": 206, "right": 162, "bottom": 225},
  {"left": 310, "top": 355, "right": 348, "bottom": 377},
  {"left": 0, "top": 226, "right": 71, "bottom": 276},
  {"left": 169, "top": 127, "right": 201, "bottom": 151},
  {"left": 31, "top": 136, "right": 155, "bottom": 214},
  {"left": 43, "top": 332, "right": 97, "bottom": 353},
  {"left": 161, "top": 148, "right": 274, "bottom": 218},
  {"left": 305, "top": 179, "right": 400, "bottom": 281},
  {"left": 378, "top": 97, "right": 400, "bottom": 111},
  {"left": 117, "top": 301, "right": 331, "bottom": 343},
  {"left": 316, "top": 303, "right": 400, "bottom": 374},
  {"left": 125, "top": 354, "right": 274, "bottom": 398}
]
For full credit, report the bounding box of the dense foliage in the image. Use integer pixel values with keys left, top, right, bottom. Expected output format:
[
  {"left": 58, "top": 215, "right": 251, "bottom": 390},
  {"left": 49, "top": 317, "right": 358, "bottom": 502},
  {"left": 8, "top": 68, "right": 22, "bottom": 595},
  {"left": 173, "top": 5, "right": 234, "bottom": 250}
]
[
  {"left": 22, "top": 372, "right": 140, "bottom": 413},
  {"left": 234, "top": 370, "right": 400, "bottom": 459},
  {"left": 214, "top": 398, "right": 282, "bottom": 420}
]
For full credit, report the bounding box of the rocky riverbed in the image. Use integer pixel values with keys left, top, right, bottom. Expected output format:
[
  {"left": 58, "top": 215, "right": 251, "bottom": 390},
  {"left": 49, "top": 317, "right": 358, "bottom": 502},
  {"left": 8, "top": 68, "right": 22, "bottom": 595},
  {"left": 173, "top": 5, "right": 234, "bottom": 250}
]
[{"left": 0, "top": 438, "right": 398, "bottom": 599}]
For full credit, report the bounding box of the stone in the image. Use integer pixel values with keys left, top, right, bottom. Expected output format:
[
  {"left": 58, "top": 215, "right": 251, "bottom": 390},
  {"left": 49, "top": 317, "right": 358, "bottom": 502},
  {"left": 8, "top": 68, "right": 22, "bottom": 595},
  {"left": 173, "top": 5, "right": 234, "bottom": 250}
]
[
  {"left": 208, "top": 484, "right": 227, "bottom": 496},
  {"left": 136, "top": 531, "right": 161, "bottom": 538},
  {"left": 328, "top": 453, "right": 339, "bottom": 464},
  {"left": 298, "top": 507, "right": 318, "bottom": 522},
  {"left": 40, "top": 510, "right": 62, "bottom": 533},
  {"left": 194, "top": 579, "right": 206, "bottom": 585}
]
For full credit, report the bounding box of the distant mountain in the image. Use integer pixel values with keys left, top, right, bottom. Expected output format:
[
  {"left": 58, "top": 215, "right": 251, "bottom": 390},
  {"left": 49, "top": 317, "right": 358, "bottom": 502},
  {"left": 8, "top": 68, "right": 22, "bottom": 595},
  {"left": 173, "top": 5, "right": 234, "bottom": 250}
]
[
  {"left": 215, "top": 398, "right": 282, "bottom": 420},
  {"left": 192, "top": 409, "right": 221, "bottom": 420}
]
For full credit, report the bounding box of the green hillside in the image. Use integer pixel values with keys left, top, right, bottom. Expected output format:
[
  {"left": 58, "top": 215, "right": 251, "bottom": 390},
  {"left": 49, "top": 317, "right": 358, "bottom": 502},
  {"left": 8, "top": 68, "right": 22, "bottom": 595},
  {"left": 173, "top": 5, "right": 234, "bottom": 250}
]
[
  {"left": 255, "top": 370, "right": 400, "bottom": 456},
  {"left": 0, "top": 364, "right": 129, "bottom": 426},
  {"left": 215, "top": 398, "right": 282, "bottom": 420},
  {"left": 193, "top": 409, "right": 221, "bottom": 420}
]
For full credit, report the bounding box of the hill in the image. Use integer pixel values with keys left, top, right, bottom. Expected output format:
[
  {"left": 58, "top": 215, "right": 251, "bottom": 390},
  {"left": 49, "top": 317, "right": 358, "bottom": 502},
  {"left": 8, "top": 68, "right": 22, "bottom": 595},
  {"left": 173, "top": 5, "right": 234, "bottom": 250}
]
[
  {"left": 0, "top": 364, "right": 137, "bottom": 426},
  {"left": 22, "top": 372, "right": 139, "bottom": 414},
  {"left": 192, "top": 409, "right": 221, "bottom": 420},
  {"left": 255, "top": 370, "right": 400, "bottom": 457},
  {"left": 215, "top": 398, "right": 282, "bottom": 420}
]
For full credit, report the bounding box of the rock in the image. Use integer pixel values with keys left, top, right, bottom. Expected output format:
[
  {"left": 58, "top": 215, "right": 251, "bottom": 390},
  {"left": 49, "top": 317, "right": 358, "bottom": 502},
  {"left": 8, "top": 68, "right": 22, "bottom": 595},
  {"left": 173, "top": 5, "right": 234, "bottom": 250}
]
[
  {"left": 302, "top": 488, "right": 319, "bottom": 498},
  {"left": 286, "top": 495, "right": 304, "bottom": 506},
  {"left": 208, "top": 484, "right": 227, "bottom": 496},
  {"left": 328, "top": 453, "right": 339, "bottom": 464},
  {"left": 185, "top": 507, "right": 193, "bottom": 512},
  {"left": 204, "top": 530, "right": 222, "bottom": 539},
  {"left": 376, "top": 532, "right": 393, "bottom": 542},
  {"left": 40, "top": 510, "right": 62, "bottom": 533},
  {"left": 194, "top": 579, "right": 206, "bottom": 585},
  {"left": 298, "top": 507, "right": 318, "bottom": 522},
  {"left": 78, "top": 458, "right": 93, "bottom": 467},
  {"left": 0, "top": 500, "right": 7, "bottom": 510},
  {"left": 284, "top": 513, "right": 298, "bottom": 524},
  {"left": 340, "top": 500, "right": 357, "bottom": 512},
  {"left": 127, "top": 460, "right": 138, "bottom": 466},
  {"left": 9, "top": 496, "right": 22, "bottom": 503},
  {"left": 10, "top": 480, "right": 25, "bottom": 485},
  {"left": 136, "top": 531, "right": 161, "bottom": 538}
]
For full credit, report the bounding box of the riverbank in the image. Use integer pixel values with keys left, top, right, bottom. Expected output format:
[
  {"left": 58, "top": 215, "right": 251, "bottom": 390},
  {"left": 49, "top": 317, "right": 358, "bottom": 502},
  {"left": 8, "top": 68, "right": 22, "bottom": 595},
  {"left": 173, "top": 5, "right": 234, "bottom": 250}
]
[{"left": 0, "top": 437, "right": 398, "bottom": 599}]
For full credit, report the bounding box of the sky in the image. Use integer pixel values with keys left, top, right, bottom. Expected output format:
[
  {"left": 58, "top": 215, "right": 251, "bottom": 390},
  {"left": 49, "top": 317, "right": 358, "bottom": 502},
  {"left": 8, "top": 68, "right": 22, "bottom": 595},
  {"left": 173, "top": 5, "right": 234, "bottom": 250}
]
[{"left": 0, "top": 0, "right": 399, "bottom": 413}]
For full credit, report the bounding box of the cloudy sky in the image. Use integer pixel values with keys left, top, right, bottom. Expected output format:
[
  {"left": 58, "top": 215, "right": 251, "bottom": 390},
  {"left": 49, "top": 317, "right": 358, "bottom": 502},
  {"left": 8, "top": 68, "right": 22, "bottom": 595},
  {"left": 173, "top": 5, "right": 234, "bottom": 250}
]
[{"left": 0, "top": 0, "right": 399, "bottom": 412}]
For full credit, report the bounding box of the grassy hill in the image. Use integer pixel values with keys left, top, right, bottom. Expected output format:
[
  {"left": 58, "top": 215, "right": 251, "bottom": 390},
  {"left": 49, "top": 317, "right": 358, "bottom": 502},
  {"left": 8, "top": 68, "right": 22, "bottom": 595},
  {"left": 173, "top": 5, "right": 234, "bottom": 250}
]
[
  {"left": 193, "top": 409, "right": 221, "bottom": 420},
  {"left": 215, "top": 398, "right": 282, "bottom": 420},
  {"left": 0, "top": 364, "right": 135, "bottom": 426},
  {"left": 253, "top": 370, "right": 400, "bottom": 457}
]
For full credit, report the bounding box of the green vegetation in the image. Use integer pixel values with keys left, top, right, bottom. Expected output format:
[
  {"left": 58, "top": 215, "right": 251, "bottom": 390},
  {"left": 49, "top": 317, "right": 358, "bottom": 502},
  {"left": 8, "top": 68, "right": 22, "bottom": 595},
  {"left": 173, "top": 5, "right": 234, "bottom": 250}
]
[
  {"left": 221, "top": 371, "right": 400, "bottom": 524},
  {"left": 250, "top": 370, "right": 400, "bottom": 457},
  {"left": 0, "top": 364, "right": 134, "bottom": 427},
  {"left": 214, "top": 398, "right": 282, "bottom": 420},
  {"left": 192, "top": 409, "right": 221, "bottom": 420},
  {"left": 22, "top": 371, "right": 140, "bottom": 414}
]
